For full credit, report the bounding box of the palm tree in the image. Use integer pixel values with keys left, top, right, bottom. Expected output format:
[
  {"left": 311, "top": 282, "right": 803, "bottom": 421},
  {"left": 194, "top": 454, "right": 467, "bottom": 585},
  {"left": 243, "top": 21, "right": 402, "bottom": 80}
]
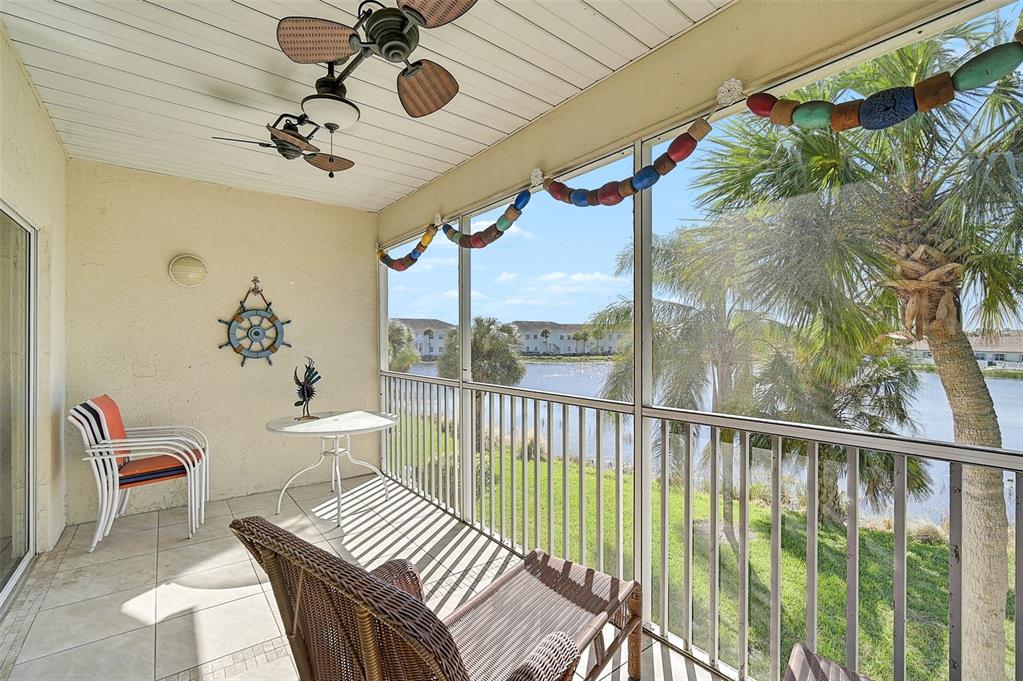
[
  {"left": 438, "top": 317, "right": 526, "bottom": 450},
  {"left": 541, "top": 327, "right": 551, "bottom": 354},
  {"left": 692, "top": 14, "right": 1022, "bottom": 676},
  {"left": 387, "top": 320, "right": 420, "bottom": 372},
  {"left": 588, "top": 226, "right": 930, "bottom": 522},
  {"left": 571, "top": 329, "right": 592, "bottom": 354},
  {"left": 439, "top": 317, "right": 526, "bottom": 385},
  {"left": 755, "top": 339, "right": 931, "bottom": 522},
  {"left": 423, "top": 327, "right": 435, "bottom": 358}
]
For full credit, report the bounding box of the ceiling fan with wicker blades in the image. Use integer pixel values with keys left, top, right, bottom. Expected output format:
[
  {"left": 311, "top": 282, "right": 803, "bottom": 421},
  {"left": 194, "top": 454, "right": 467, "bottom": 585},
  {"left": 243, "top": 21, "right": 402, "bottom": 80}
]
[
  {"left": 211, "top": 113, "right": 354, "bottom": 178},
  {"left": 211, "top": 0, "right": 474, "bottom": 178},
  {"left": 277, "top": 0, "right": 476, "bottom": 123}
]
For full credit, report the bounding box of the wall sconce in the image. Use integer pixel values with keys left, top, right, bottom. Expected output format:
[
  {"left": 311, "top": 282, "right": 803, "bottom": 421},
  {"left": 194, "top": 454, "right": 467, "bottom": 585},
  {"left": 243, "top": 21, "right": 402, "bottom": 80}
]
[{"left": 168, "top": 254, "right": 208, "bottom": 287}]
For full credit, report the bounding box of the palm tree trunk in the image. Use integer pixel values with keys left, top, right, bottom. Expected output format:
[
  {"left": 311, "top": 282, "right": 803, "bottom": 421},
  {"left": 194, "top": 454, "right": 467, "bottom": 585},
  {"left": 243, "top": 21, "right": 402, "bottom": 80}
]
[{"left": 927, "top": 324, "right": 1006, "bottom": 680}]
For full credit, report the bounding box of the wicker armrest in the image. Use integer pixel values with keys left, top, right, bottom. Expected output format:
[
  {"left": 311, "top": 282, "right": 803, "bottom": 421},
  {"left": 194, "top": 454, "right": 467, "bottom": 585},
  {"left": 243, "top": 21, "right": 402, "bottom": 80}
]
[
  {"left": 505, "top": 631, "right": 579, "bottom": 681},
  {"left": 370, "top": 559, "right": 424, "bottom": 602}
]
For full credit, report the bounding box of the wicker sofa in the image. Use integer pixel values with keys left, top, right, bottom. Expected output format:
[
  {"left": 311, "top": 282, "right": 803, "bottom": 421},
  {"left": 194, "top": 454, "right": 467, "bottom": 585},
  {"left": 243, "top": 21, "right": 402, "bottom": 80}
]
[{"left": 231, "top": 516, "right": 643, "bottom": 681}]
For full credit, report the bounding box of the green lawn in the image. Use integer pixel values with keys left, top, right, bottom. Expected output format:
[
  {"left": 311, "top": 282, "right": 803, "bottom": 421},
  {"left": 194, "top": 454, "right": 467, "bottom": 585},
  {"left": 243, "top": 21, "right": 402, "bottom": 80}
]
[{"left": 390, "top": 419, "right": 1015, "bottom": 681}]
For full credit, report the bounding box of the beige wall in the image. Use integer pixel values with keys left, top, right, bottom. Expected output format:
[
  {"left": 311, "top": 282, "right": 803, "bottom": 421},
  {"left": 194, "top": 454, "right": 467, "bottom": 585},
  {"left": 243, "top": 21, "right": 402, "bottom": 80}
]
[
  {"left": 0, "top": 21, "right": 68, "bottom": 551},
  {"left": 378, "top": 0, "right": 981, "bottom": 245},
  {"left": 65, "top": 162, "right": 380, "bottom": 523}
]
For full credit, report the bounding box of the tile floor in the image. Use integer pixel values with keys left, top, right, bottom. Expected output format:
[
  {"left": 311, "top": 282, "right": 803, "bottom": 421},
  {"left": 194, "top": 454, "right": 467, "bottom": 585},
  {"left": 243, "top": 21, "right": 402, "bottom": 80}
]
[{"left": 0, "top": 475, "right": 715, "bottom": 681}]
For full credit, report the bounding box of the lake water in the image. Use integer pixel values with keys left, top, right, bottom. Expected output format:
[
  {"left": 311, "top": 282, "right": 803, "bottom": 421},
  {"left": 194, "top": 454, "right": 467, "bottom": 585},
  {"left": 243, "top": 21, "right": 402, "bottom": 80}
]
[
  {"left": 411, "top": 360, "right": 1021, "bottom": 449},
  {"left": 408, "top": 360, "right": 1022, "bottom": 520}
]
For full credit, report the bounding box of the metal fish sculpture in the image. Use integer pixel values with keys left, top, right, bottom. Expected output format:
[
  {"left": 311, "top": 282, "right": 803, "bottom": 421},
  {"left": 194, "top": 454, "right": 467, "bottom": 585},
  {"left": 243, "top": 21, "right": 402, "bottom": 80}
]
[{"left": 294, "top": 356, "right": 321, "bottom": 420}]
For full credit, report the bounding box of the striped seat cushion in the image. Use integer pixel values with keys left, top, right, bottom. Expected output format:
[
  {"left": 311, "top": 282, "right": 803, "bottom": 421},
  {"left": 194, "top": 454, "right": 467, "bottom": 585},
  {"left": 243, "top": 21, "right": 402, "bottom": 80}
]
[{"left": 118, "top": 451, "right": 201, "bottom": 488}]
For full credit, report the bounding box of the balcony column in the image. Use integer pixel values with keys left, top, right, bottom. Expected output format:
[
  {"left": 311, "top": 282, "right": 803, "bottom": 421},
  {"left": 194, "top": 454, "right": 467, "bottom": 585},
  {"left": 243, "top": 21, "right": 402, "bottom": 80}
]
[
  {"left": 458, "top": 214, "right": 473, "bottom": 515},
  {"left": 632, "top": 139, "right": 653, "bottom": 621}
]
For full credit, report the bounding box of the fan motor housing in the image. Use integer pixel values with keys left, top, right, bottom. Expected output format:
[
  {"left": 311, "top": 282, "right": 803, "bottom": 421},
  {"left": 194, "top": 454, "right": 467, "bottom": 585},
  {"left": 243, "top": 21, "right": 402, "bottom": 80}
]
[{"left": 365, "top": 7, "right": 419, "bottom": 63}]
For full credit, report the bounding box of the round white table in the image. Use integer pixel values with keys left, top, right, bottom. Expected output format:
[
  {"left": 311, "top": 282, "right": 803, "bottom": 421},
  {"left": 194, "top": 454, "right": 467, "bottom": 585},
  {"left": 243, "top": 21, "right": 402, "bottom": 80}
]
[{"left": 266, "top": 410, "right": 397, "bottom": 527}]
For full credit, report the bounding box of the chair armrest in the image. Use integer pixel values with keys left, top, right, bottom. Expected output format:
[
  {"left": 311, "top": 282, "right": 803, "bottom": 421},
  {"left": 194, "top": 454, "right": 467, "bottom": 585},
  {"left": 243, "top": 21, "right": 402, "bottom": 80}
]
[
  {"left": 85, "top": 438, "right": 202, "bottom": 466},
  {"left": 505, "top": 631, "right": 579, "bottom": 681},
  {"left": 370, "top": 559, "right": 424, "bottom": 602},
  {"left": 126, "top": 426, "right": 207, "bottom": 449}
]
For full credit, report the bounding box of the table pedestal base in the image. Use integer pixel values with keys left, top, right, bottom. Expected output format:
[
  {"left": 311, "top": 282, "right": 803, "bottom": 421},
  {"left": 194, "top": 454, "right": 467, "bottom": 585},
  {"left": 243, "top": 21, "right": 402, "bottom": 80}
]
[{"left": 275, "top": 434, "right": 389, "bottom": 527}]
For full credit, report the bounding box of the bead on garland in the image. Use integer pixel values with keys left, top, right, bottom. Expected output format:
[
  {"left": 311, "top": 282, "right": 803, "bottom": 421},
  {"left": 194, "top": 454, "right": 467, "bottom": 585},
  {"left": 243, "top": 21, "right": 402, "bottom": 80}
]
[
  {"left": 442, "top": 190, "right": 531, "bottom": 249},
  {"left": 378, "top": 223, "right": 439, "bottom": 271},
  {"left": 544, "top": 117, "right": 712, "bottom": 206},
  {"left": 748, "top": 32, "right": 1023, "bottom": 132}
]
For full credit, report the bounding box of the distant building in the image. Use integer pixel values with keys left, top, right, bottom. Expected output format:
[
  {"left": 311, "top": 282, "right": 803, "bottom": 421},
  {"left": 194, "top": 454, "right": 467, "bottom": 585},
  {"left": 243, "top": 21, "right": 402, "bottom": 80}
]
[
  {"left": 391, "top": 318, "right": 455, "bottom": 360},
  {"left": 510, "top": 321, "right": 624, "bottom": 356},
  {"left": 906, "top": 330, "right": 1023, "bottom": 369},
  {"left": 390, "top": 318, "right": 625, "bottom": 358}
]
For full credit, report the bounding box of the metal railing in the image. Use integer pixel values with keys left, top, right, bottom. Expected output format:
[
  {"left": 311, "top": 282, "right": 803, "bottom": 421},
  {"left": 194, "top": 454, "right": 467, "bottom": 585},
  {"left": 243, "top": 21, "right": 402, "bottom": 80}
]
[{"left": 381, "top": 370, "right": 1020, "bottom": 681}]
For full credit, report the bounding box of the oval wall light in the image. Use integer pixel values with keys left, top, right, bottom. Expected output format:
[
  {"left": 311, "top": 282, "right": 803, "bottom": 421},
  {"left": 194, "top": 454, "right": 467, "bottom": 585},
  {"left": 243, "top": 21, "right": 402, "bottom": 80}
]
[{"left": 168, "top": 254, "right": 208, "bottom": 288}]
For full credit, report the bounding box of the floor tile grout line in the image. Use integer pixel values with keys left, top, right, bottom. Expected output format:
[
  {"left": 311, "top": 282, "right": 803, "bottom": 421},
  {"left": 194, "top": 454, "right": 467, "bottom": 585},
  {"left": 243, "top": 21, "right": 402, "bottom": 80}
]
[
  {"left": 6, "top": 548, "right": 72, "bottom": 672},
  {"left": 154, "top": 519, "right": 160, "bottom": 681},
  {"left": 38, "top": 576, "right": 158, "bottom": 614},
  {"left": 12, "top": 621, "right": 154, "bottom": 668}
]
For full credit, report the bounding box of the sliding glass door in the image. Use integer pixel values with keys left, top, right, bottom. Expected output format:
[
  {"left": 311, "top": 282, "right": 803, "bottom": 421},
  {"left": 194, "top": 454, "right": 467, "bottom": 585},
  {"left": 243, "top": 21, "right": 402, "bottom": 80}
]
[{"left": 0, "top": 203, "right": 34, "bottom": 606}]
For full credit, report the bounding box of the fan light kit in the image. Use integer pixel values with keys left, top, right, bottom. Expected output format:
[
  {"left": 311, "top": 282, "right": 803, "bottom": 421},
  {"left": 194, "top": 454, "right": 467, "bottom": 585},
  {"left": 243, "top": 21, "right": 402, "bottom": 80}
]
[{"left": 210, "top": 0, "right": 477, "bottom": 179}]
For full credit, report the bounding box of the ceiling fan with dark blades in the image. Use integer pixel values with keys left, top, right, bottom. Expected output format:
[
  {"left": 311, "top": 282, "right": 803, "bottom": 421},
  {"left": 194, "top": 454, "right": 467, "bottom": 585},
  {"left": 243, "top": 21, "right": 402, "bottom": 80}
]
[
  {"left": 211, "top": 113, "right": 354, "bottom": 178},
  {"left": 277, "top": 0, "right": 476, "bottom": 121}
]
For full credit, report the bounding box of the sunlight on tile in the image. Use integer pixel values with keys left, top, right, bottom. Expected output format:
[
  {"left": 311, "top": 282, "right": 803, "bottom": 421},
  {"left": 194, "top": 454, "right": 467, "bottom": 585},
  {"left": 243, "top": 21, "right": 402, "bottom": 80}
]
[
  {"left": 155, "top": 594, "right": 280, "bottom": 678},
  {"left": 18, "top": 585, "right": 156, "bottom": 662}
]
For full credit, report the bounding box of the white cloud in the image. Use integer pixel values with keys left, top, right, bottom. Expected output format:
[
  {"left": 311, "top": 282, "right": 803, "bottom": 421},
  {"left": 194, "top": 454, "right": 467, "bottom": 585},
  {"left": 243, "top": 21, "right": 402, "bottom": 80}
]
[
  {"left": 537, "top": 271, "right": 616, "bottom": 284},
  {"left": 496, "top": 272, "right": 518, "bottom": 283},
  {"left": 467, "top": 220, "right": 534, "bottom": 241},
  {"left": 440, "top": 289, "right": 459, "bottom": 299},
  {"left": 567, "top": 271, "right": 615, "bottom": 283},
  {"left": 505, "top": 224, "right": 535, "bottom": 240}
]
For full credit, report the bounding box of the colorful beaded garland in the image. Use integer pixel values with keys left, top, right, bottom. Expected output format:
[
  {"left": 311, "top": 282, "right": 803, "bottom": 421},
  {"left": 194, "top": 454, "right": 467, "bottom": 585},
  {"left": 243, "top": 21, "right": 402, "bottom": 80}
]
[
  {"left": 749, "top": 33, "right": 1023, "bottom": 132},
  {"left": 378, "top": 224, "right": 439, "bottom": 272},
  {"left": 544, "top": 118, "right": 712, "bottom": 207},
  {"left": 442, "top": 190, "right": 532, "bottom": 249}
]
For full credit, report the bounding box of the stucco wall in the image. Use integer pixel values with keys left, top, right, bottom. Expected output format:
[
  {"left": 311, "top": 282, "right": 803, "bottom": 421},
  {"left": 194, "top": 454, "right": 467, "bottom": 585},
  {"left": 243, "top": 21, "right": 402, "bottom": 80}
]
[
  {"left": 65, "top": 161, "right": 380, "bottom": 524},
  {"left": 0, "top": 21, "right": 68, "bottom": 551},
  {"left": 378, "top": 0, "right": 985, "bottom": 244}
]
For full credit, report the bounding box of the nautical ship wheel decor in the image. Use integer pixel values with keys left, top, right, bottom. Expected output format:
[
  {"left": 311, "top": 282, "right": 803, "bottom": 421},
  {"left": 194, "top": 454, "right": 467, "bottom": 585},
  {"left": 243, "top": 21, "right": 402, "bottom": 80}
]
[{"left": 218, "top": 277, "right": 292, "bottom": 366}]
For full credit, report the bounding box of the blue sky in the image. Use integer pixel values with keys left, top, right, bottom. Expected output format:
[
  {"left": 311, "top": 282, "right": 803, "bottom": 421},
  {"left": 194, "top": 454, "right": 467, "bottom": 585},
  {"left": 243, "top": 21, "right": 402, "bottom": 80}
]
[
  {"left": 387, "top": 1, "right": 1022, "bottom": 327},
  {"left": 387, "top": 149, "right": 709, "bottom": 325}
]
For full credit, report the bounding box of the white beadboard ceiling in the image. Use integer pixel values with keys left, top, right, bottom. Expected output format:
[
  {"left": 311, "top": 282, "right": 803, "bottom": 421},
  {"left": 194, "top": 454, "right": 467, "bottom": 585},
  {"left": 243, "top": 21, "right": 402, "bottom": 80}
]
[{"left": 2, "top": 0, "right": 729, "bottom": 212}]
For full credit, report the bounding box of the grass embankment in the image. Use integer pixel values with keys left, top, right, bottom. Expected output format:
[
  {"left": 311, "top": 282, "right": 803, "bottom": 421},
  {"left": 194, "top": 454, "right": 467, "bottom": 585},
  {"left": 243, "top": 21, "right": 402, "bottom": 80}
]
[{"left": 393, "top": 420, "right": 1015, "bottom": 681}]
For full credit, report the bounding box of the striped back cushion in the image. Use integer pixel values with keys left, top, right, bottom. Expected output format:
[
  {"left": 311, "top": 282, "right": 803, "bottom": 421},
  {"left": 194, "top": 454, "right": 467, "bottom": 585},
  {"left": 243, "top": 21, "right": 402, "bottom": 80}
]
[{"left": 68, "top": 395, "right": 130, "bottom": 464}]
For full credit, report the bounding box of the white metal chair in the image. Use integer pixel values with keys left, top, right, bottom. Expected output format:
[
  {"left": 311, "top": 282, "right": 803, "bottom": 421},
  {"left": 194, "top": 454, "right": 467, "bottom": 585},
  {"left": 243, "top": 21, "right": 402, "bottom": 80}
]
[{"left": 68, "top": 394, "right": 211, "bottom": 552}]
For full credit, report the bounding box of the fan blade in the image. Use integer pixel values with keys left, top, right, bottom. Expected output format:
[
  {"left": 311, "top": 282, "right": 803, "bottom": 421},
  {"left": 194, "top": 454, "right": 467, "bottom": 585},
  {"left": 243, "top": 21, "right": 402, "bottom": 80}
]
[
  {"left": 397, "top": 60, "right": 458, "bottom": 118},
  {"left": 267, "top": 125, "right": 319, "bottom": 153},
  {"left": 399, "top": 0, "right": 477, "bottom": 28},
  {"left": 277, "top": 17, "right": 357, "bottom": 64},
  {"left": 305, "top": 153, "right": 355, "bottom": 176},
  {"left": 211, "top": 136, "right": 273, "bottom": 147}
]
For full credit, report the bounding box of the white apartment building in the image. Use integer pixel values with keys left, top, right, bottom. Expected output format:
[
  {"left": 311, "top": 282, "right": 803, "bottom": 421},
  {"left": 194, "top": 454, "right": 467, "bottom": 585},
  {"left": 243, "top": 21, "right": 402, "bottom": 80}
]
[
  {"left": 391, "top": 319, "right": 625, "bottom": 358},
  {"left": 907, "top": 330, "right": 1023, "bottom": 369},
  {"left": 391, "top": 318, "right": 456, "bottom": 360},
  {"left": 511, "top": 321, "right": 624, "bottom": 356}
]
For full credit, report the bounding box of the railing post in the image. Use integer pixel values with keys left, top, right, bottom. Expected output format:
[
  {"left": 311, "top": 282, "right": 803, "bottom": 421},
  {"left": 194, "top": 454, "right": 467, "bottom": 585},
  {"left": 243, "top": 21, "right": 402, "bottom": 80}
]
[
  {"left": 806, "top": 441, "right": 819, "bottom": 653},
  {"left": 738, "top": 430, "right": 750, "bottom": 679},
  {"left": 949, "top": 462, "right": 962, "bottom": 681},
  {"left": 1016, "top": 471, "right": 1021, "bottom": 681},
  {"left": 709, "top": 426, "right": 719, "bottom": 666},
  {"left": 894, "top": 453, "right": 907, "bottom": 681},
  {"left": 458, "top": 215, "right": 473, "bottom": 515},
  {"left": 846, "top": 446, "right": 860, "bottom": 670},
  {"left": 632, "top": 137, "right": 653, "bottom": 621},
  {"left": 770, "top": 435, "right": 782, "bottom": 680}
]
